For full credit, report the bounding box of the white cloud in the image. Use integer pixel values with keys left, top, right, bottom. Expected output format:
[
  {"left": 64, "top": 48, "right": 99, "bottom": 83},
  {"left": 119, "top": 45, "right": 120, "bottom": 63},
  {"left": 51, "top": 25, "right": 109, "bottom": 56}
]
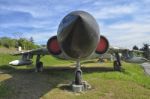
[
  {"left": 101, "top": 20, "right": 150, "bottom": 48},
  {"left": 88, "top": 3, "right": 137, "bottom": 19},
  {"left": 24, "top": 31, "right": 57, "bottom": 44},
  {"left": 0, "top": 0, "right": 149, "bottom": 48}
]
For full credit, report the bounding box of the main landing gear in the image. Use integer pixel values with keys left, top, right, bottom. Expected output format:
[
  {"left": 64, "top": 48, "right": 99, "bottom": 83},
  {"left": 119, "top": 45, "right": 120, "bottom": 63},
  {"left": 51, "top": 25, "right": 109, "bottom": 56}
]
[
  {"left": 35, "top": 54, "right": 43, "bottom": 72},
  {"left": 113, "top": 52, "right": 122, "bottom": 71},
  {"left": 72, "top": 60, "right": 91, "bottom": 92}
]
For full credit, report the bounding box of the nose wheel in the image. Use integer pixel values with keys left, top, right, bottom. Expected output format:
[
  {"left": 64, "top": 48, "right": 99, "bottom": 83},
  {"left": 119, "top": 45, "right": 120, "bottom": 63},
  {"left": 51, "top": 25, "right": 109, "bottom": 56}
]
[{"left": 75, "top": 71, "right": 82, "bottom": 85}]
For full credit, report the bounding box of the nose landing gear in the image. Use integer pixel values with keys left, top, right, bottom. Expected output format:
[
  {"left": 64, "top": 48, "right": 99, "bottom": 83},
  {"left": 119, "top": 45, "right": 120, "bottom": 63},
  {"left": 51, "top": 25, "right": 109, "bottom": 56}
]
[{"left": 72, "top": 60, "right": 91, "bottom": 92}]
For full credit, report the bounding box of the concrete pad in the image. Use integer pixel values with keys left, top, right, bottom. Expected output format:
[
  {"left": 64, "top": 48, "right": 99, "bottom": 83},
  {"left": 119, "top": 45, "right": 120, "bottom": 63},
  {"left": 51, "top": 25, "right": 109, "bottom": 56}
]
[
  {"left": 72, "top": 81, "right": 91, "bottom": 92},
  {"left": 72, "top": 84, "right": 84, "bottom": 92}
]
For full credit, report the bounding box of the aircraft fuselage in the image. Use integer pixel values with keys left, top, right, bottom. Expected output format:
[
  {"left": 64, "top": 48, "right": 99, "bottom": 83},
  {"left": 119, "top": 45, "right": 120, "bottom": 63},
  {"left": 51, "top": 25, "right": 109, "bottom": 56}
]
[{"left": 57, "top": 11, "right": 100, "bottom": 59}]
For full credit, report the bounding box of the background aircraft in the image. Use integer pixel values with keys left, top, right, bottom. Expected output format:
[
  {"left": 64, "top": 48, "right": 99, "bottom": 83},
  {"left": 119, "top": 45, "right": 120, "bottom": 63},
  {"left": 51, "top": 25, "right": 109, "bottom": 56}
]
[{"left": 109, "top": 46, "right": 150, "bottom": 63}]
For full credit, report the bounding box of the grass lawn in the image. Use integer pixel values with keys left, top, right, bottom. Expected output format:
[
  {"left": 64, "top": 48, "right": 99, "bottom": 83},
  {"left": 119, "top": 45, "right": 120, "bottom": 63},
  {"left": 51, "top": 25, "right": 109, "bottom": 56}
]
[{"left": 0, "top": 53, "right": 150, "bottom": 99}]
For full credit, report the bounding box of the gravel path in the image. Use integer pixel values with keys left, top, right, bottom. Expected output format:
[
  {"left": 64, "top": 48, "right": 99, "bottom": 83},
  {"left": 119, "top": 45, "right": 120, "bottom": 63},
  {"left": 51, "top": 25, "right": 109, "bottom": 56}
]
[{"left": 141, "top": 62, "right": 150, "bottom": 75}]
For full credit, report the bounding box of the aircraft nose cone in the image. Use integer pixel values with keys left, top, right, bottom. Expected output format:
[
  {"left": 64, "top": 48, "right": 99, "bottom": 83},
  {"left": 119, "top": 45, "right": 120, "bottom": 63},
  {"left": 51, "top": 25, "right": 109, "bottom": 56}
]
[{"left": 57, "top": 11, "right": 100, "bottom": 59}]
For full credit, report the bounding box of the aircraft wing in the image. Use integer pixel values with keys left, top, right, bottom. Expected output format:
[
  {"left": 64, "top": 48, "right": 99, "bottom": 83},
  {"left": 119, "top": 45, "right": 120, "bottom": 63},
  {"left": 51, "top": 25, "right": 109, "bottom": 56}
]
[
  {"left": 108, "top": 46, "right": 144, "bottom": 53},
  {"left": 9, "top": 48, "right": 50, "bottom": 66},
  {"left": 9, "top": 46, "right": 69, "bottom": 66},
  {"left": 12, "top": 48, "right": 49, "bottom": 56}
]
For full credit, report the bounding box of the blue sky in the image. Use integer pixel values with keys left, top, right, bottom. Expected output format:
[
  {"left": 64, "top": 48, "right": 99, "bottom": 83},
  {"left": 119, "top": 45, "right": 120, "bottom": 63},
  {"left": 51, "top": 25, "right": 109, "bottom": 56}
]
[{"left": 0, "top": 0, "right": 150, "bottom": 49}]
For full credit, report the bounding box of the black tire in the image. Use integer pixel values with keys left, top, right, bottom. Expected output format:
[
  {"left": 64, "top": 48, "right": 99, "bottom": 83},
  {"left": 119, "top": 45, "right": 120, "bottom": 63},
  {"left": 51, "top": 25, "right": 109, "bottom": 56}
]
[
  {"left": 113, "top": 61, "right": 117, "bottom": 71},
  {"left": 75, "top": 71, "right": 82, "bottom": 85},
  {"left": 113, "top": 61, "right": 121, "bottom": 71},
  {"left": 36, "top": 62, "right": 43, "bottom": 72}
]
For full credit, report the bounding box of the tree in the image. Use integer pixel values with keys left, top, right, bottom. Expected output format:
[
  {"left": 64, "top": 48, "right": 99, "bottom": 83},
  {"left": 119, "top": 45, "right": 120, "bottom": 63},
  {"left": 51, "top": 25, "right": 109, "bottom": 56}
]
[
  {"left": 0, "top": 37, "right": 17, "bottom": 48},
  {"left": 141, "top": 43, "right": 150, "bottom": 59},
  {"left": 29, "top": 37, "right": 34, "bottom": 43},
  {"left": 0, "top": 36, "right": 39, "bottom": 50},
  {"left": 18, "top": 38, "right": 28, "bottom": 49},
  {"left": 133, "top": 45, "right": 139, "bottom": 50}
]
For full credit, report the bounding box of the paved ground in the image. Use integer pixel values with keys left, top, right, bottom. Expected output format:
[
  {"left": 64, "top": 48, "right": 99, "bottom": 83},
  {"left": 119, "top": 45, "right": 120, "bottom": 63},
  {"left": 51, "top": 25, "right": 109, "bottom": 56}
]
[{"left": 141, "top": 62, "right": 150, "bottom": 75}]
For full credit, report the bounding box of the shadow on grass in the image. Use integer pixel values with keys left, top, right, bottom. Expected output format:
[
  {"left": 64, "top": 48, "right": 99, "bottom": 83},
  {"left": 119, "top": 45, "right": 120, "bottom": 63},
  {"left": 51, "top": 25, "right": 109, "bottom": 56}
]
[
  {"left": 59, "top": 84, "right": 72, "bottom": 92},
  {"left": 0, "top": 64, "right": 115, "bottom": 99},
  {"left": 80, "top": 60, "right": 97, "bottom": 64},
  {"left": 0, "top": 65, "right": 15, "bottom": 70},
  {"left": 0, "top": 65, "right": 16, "bottom": 74}
]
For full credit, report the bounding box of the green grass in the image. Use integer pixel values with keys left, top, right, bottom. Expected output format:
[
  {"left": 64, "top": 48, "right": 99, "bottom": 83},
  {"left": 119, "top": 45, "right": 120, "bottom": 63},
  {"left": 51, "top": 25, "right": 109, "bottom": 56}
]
[
  {"left": 35, "top": 55, "right": 74, "bottom": 66},
  {"left": 85, "top": 62, "right": 150, "bottom": 89},
  {"left": 0, "top": 54, "right": 19, "bottom": 65},
  {"left": 0, "top": 53, "right": 74, "bottom": 69},
  {"left": 0, "top": 84, "right": 11, "bottom": 98},
  {"left": 0, "top": 53, "right": 150, "bottom": 99}
]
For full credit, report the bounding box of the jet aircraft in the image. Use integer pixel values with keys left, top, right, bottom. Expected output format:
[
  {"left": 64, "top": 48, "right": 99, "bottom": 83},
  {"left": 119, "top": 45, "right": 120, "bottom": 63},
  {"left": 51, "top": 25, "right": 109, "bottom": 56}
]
[{"left": 9, "top": 11, "right": 148, "bottom": 86}]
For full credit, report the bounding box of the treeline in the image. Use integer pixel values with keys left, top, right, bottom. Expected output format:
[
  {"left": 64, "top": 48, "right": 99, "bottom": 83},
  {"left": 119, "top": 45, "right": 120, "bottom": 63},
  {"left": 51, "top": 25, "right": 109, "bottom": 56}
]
[
  {"left": 133, "top": 44, "right": 150, "bottom": 60},
  {"left": 0, "top": 37, "right": 40, "bottom": 50}
]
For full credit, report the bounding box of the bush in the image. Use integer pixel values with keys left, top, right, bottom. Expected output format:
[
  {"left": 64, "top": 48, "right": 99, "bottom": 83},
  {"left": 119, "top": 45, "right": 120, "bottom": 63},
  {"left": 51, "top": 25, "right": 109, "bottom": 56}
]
[{"left": 0, "top": 37, "right": 40, "bottom": 50}]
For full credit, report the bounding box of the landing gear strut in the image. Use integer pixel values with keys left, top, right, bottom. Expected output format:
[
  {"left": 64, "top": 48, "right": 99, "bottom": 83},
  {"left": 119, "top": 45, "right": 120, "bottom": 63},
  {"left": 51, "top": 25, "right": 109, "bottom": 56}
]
[
  {"left": 72, "top": 60, "right": 91, "bottom": 92},
  {"left": 35, "top": 54, "right": 43, "bottom": 72},
  {"left": 75, "top": 60, "right": 82, "bottom": 85},
  {"left": 113, "top": 52, "right": 122, "bottom": 71}
]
